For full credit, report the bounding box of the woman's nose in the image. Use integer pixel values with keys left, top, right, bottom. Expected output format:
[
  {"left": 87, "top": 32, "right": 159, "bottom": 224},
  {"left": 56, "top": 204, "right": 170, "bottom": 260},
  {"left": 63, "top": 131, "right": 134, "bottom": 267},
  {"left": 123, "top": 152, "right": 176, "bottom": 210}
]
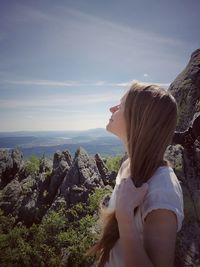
[{"left": 110, "top": 105, "right": 119, "bottom": 113}]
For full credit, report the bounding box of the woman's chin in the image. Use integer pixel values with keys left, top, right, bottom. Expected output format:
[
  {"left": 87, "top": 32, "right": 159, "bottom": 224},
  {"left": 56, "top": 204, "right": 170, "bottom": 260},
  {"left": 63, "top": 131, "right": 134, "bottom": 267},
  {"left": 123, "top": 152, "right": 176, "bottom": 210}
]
[
  {"left": 106, "top": 122, "right": 112, "bottom": 133},
  {"left": 106, "top": 121, "right": 118, "bottom": 136},
  {"left": 106, "top": 125, "right": 117, "bottom": 137},
  {"left": 106, "top": 124, "right": 110, "bottom": 132},
  {"left": 106, "top": 126, "right": 124, "bottom": 144}
]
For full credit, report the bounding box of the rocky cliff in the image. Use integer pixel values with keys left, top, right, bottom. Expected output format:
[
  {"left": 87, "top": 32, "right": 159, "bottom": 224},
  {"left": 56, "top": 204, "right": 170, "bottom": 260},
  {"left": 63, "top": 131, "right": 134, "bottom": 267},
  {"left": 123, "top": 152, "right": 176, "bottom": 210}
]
[
  {"left": 168, "top": 48, "right": 200, "bottom": 132},
  {"left": 168, "top": 48, "right": 200, "bottom": 267},
  {"left": 0, "top": 147, "right": 116, "bottom": 227}
]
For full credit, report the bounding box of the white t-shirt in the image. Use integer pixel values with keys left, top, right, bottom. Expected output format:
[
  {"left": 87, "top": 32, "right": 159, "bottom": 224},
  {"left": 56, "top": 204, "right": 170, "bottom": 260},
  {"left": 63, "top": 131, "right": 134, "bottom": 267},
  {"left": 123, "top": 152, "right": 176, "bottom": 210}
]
[{"left": 104, "top": 164, "right": 184, "bottom": 267}]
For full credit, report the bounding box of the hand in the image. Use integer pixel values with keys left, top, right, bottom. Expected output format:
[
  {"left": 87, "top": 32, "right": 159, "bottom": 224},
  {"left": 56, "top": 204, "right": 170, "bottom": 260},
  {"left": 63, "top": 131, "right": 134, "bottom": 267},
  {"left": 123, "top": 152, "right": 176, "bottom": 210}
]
[{"left": 115, "top": 177, "right": 148, "bottom": 223}]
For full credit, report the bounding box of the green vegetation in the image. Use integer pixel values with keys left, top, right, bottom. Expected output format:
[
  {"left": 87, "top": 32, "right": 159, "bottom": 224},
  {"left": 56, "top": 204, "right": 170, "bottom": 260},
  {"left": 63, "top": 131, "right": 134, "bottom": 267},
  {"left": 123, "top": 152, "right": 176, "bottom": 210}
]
[
  {"left": 24, "top": 155, "right": 40, "bottom": 175},
  {"left": 0, "top": 186, "right": 112, "bottom": 267},
  {"left": 23, "top": 153, "right": 123, "bottom": 176},
  {"left": 104, "top": 154, "right": 123, "bottom": 172}
]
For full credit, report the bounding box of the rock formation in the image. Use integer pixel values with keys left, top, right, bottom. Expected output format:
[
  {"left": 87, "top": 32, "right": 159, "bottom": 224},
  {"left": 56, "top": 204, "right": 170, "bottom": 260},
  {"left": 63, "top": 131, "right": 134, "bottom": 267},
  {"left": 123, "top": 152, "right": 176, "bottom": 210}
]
[
  {"left": 0, "top": 147, "right": 116, "bottom": 226},
  {"left": 168, "top": 48, "right": 200, "bottom": 267},
  {"left": 168, "top": 48, "right": 200, "bottom": 132},
  {"left": 0, "top": 148, "right": 23, "bottom": 189}
]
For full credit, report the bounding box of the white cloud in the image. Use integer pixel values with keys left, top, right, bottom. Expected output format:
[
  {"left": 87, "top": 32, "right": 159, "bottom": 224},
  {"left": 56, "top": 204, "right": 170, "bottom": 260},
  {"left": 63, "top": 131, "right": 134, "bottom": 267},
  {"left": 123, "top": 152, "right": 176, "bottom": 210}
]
[
  {"left": 10, "top": 4, "right": 196, "bottom": 49},
  {"left": 5, "top": 79, "right": 130, "bottom": 87},
  {"left": 58, "top": 6, "right": 193, "bottom": 48},
  {"left": 0, "top": 92, "right": 122, "bottom": 109},
  {"left": 6, "top": 78, "right": 167, "bottom": 88},
  {"left": 11, "top": 4, "right": 193, "bottom": 74},
  {"left": 5, "top": 80, "right": 81, "bottom": 87},
  {"left": 63, "top": 7, "right": 195, "bottom": 53},
  {"left": 4, "top": 78, "right": 170, "bottom": 89},
  {"left": 0, "top": 79, "right": 171, "bottom": 111}
]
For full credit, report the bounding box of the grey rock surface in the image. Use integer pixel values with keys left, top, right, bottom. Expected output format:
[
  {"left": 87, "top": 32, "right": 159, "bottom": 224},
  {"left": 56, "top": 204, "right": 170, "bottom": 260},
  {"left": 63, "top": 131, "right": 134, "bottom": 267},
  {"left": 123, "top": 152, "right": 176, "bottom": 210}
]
[
  {"left": 0, "top": 148, "right": 23, "bottom": 189},
  {"left": 0, "top": 146, "right": 114, "bottom": 226},
  {"left": 59, "top": 147, "right": 104, "bottom": 208},
  {"left": 94, "top": 153, "right": 116, "bottom": 187},
  {"left": 168, "top": 49, "right": 200, "bottom": 132},
  {"left": 167, "top": 48, "right": 200, "bottom": 267}
]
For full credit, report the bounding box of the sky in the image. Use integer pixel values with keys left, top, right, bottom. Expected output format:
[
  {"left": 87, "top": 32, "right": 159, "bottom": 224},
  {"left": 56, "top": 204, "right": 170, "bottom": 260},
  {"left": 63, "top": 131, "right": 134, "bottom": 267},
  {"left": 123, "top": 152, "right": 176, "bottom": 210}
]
[{"left": 0, "top": 0, "right": 199, "bottom": 132}]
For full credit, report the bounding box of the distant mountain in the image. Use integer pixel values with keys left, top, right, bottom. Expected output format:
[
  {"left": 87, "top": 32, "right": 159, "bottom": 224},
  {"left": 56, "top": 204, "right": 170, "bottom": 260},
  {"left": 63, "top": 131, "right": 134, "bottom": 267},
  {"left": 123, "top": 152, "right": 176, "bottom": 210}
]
[
  {"left": 0, "top": 128, "right": 111, "bottom": 138},
  {"left": 0, "top": 128, "right": 126, "bottom": 159}
]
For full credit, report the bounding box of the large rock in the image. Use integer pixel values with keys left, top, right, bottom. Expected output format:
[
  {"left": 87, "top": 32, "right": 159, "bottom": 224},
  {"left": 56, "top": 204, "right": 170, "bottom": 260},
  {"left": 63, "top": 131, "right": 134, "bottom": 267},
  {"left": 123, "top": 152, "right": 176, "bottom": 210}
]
[
  {"left": 167, "top": 49, "right": 200, "bottom": 267},
  {"left": 168, "top": 49, "right": 200, "bottom": 131},
  {"left": 0, "top": 148, "right": 23, "bottom": 189},
  {"left": 17, "top": 174, "right": 40, "bottom": 225},
  {"left": 170, "top": 146, "right": 200, "bottom": 267},
  {"left": 0, "top": 178, "right": 22, "bottom": 215},
  {"left": 39, "top": 155, "right": 52, "bottom": 173},
  {"left": 19, "top": 151, "right": 73, "bottom": 225},
  {"left": 0, "top": 171, "right": 42, "bottom": 226},
  {"left": 94, "top": 153, "right": 116, "bottom": 187},
  {"left": 48, "top": 150, "right": 72, "bottom": 198},
  {"left": 59, "top": 147, "right": 104, "bottom": 207},
  {"left": 188, "top": 49, "right": 200, "bottom": 87}
]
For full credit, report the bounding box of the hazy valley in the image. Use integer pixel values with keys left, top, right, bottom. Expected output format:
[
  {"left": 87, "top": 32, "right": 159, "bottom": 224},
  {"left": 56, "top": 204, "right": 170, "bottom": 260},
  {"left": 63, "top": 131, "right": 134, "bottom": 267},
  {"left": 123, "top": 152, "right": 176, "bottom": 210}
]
[{"left": 0, "top": 128, "right": 125, "bottom": 159}]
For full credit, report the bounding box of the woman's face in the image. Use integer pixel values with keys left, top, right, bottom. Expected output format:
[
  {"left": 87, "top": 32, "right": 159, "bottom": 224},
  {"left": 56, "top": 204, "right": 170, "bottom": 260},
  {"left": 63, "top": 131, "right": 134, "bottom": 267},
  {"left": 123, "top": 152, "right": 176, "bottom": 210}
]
[{"left": 106, "top": 93, "right": 127, "bottom": 142}]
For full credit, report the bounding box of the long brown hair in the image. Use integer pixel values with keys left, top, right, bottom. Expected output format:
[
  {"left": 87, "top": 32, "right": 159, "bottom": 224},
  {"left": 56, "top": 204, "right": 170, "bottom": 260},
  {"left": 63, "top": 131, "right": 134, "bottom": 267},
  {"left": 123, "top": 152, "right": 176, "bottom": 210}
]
[{"left": 85, "top": 82, "right": 178, "bottom": 266}]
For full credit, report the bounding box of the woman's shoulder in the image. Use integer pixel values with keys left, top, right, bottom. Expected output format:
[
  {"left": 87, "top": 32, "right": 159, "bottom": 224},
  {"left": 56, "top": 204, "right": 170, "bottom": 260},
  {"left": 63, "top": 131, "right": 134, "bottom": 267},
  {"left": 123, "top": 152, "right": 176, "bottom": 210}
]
[
  {"left": 141, "top": 166, "right": 184, "bottom": 232},
  {"left": 147, "top": 165, "right": 183, "bottom": 195}
]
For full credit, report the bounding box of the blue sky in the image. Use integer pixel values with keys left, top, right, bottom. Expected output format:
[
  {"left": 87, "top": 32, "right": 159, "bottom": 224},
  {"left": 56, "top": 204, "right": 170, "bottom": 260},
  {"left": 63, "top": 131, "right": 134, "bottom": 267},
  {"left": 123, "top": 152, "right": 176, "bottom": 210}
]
[{"left": 0, "top": 0, "right": 199, "bottom": 132}]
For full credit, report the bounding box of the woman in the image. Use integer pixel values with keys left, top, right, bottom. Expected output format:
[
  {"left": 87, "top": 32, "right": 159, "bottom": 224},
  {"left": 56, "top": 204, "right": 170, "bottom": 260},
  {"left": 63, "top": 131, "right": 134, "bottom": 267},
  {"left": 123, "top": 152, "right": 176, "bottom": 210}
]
[{"left": 86, "top": 82, "right": 184, "bottom": 267}]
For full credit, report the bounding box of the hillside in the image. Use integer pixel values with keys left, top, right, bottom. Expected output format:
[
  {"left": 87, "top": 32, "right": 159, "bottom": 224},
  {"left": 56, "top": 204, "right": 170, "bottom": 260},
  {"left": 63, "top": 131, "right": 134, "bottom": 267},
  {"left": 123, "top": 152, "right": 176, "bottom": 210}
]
[{"left": 0, "top": 129, "right": 125, "bottom": 159}]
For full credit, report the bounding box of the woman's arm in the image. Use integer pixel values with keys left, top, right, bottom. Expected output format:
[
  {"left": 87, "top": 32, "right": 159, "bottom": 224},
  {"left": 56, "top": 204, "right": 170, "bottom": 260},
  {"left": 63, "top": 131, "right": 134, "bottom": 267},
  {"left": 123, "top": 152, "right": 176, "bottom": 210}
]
[
  {"left": 118, "top": 215, "right": 154, "bottom": 267},
  {"left": 115, "top": 178, "right": 177, "bottom": 267},
  {"left": 118, "top": 208, "right": 177, "bottom": 267}
]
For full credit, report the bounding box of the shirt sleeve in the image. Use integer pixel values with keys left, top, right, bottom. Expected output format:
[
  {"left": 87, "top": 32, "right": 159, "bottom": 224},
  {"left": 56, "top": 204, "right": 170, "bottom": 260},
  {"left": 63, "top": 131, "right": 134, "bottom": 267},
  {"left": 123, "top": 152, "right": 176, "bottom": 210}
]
[
  {"left": 141, "top": 187, "right": 184, "bottom": 232},
  {"left": 108, "top": 184, "right": 117, "bottom": 210}
]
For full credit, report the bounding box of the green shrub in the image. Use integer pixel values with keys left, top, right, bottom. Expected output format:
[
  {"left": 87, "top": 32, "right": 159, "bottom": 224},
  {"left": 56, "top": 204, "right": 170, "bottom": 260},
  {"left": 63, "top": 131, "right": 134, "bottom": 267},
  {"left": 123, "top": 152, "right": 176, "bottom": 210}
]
[
  {"left": 0, "top": 186, "right": 111, "bottom": 266},
  {"left": 24, "top": 155, "right": 40, "bottom": 175},
  {"left": 88, "top": 187, "right": 112, "bottom": 213},
  {"left": 104, "top": 155, "right": 122, "bottom": 172}
]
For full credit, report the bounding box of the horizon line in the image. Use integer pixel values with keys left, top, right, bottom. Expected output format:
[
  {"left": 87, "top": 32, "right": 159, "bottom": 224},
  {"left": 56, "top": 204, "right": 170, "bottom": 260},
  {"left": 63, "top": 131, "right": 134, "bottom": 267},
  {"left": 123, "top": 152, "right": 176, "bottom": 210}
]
[{"left": 0, "top": 127, "right": 107, "bottom": 133}]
